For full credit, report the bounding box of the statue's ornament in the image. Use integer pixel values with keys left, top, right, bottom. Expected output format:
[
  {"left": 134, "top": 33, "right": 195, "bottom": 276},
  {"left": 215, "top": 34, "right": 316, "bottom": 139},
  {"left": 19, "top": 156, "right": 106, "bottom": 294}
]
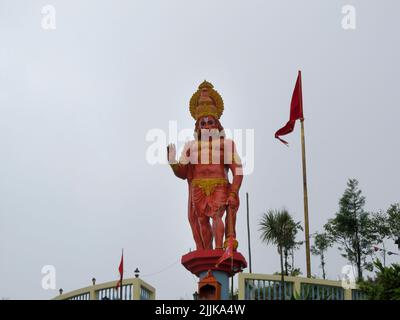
[{"left": 189, "top": 81, "right": 224, "bottom": 120}]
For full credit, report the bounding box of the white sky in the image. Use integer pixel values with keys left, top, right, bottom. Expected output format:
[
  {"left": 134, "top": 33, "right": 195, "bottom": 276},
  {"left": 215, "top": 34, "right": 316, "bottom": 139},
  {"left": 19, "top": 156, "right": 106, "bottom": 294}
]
[{"left": 0, "top": 0, "right": 399, "bottom": 299}]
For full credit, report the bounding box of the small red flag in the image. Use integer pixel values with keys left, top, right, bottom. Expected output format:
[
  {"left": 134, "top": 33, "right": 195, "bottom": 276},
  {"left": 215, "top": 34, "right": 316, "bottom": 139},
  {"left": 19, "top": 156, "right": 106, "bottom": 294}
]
[
  {"left": 116, "top": 250, "right": 124, "bottom": 289},
  {"left": 275, "top": 71, "right": 304, "bottom": 145}
]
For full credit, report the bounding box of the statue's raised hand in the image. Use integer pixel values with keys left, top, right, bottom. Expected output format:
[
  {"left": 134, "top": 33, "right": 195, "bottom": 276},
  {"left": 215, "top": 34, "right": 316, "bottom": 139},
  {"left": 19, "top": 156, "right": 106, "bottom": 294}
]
[{"left": 167, "top": 143, "right": 177, "bottom": 164}]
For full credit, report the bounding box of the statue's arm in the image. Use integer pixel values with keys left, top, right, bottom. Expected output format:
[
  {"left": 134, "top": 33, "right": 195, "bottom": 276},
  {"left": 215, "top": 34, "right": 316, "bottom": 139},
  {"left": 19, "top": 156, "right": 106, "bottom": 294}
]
[
  {"left": 168, "top": 143, "right": 190, "bottom": 180},
  {"left": 170, "top": 162, "right": 188, "bottom": 180},
  {"left": 226, "top": 140, "right": 243, "bottom": 195}
]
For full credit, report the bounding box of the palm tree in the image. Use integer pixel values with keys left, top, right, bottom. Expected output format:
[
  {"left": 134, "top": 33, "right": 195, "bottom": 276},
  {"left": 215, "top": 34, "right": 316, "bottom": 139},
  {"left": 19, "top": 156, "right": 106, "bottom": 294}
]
[
  {"left": 311, "top": 232, "right": 332, "bottom": 279},
  {"left": 259, "top": 209, "right": 302, "bottom": 300},
  {"left": 283, "top": 224, "right": 303, "bottom": 276}
]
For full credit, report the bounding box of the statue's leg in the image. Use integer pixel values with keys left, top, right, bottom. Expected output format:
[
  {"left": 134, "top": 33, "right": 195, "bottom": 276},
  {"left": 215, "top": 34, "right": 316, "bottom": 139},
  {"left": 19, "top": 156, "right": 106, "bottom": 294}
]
[
  {"left": 188, "top": 185, "right": 204, "bottom": 250},
  {"left": 212, "top": 207, "right": 225, "bottom": 249},
  {"left": 189, "top": 204, "right": 204, "bottom": 250},
  {"left": 192, "top": 185, "right": 212, "bottom": 249},
  {"left": 211, "top": 185, "right": 229, "bottom": 249},
  {"left": 198, "top": 214, "right": 213, "bottom": 249}
]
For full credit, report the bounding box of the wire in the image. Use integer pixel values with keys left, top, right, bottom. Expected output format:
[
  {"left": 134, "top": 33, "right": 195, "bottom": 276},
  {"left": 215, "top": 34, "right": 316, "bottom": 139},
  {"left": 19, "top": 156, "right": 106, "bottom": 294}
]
[{"left": 140, "top": 259, "right": 180, "bottom": 277}]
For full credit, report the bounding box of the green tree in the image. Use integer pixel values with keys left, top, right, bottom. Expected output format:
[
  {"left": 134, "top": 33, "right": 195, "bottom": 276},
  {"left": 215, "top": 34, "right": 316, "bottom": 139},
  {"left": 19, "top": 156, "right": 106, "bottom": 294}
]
[
  {"left": 359, "top": 260, "right": 400, "bottom": 300},
  {"left": 259, "top": 209, "right": 302, "bottom": 299},
  {"left": 285, "top": 230, "right": 303, "bottom": 276},
  {"left": 283, "top": 230, "right": 303, "bottom": 276},
  {"left": 311, "top": 232, "right": 332, "bottom": 279},
  {"left": 324, "top": 179, "right": 375, "bottom": 281},
  {"left": 289, "top": 267, "right": 302, "bottom": 277},
  {"left": 369, "top": 210, "right": 391, "bottom": 266},
  {"left": 387, "top": 203, "right": 400, "bottom": 246},
  {"left": 369, "top": 204, "right": 400, "bottom": 265}
]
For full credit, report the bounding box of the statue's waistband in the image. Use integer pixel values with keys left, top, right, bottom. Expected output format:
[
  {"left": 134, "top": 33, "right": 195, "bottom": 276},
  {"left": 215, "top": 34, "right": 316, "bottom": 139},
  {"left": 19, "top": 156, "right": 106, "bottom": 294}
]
[{"left": 191, "top": 178, "right": 228, "bottom": 196}]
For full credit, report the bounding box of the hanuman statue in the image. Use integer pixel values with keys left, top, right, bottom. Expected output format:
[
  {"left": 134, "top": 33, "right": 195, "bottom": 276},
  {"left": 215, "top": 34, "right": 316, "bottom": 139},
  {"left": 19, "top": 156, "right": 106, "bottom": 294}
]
[{"left": 167, "top": 81, "right": 243, "bottom": 252}]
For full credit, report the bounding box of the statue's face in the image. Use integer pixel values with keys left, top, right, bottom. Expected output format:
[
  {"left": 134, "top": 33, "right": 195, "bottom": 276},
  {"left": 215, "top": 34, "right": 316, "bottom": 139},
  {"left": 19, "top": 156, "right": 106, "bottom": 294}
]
[{"left": 199, "top": 116, "right": 218, "bottom": 130}]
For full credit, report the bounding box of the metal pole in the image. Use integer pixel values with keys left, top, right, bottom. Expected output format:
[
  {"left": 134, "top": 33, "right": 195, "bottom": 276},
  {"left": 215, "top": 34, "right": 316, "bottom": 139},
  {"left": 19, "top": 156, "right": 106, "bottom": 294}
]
[
  {"left": 383, "top": 243, "right": 386, "bottom": 267},
  {"left": 246, "top": 192, "right": 252, "bottom": 273},
  {"left": 231, "top": 274, "right": 234, "bottom": 300},
  {"left": 120, "top": 249, "right": 123, "bottom": 299}
]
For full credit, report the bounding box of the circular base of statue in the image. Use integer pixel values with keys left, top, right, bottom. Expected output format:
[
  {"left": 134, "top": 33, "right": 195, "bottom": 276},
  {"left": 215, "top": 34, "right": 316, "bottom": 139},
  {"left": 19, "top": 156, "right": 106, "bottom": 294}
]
[
  {"left": 182, "top": 249, "right": 247, "bottom": 300},
  {"left": 181, "top": 249, "right": 247, "bottom": 277}
]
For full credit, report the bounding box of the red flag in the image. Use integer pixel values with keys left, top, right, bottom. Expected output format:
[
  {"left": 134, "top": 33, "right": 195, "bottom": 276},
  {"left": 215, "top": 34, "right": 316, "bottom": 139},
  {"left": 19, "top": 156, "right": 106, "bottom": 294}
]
[
  {"left": 215, "top": 237, "right": 235, "bottom": 267},
  {"left": 275, "top": 71, "right": 304, "bottom": 145},
  {"left": 116, "top": 250, "right": 124, "bottom": 289}
]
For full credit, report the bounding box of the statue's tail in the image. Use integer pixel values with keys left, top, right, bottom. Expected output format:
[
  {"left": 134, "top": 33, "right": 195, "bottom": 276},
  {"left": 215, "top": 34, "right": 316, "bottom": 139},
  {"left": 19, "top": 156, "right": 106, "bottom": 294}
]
[{"left": 215, "top": 236, "right": 235, "bottom": 267}]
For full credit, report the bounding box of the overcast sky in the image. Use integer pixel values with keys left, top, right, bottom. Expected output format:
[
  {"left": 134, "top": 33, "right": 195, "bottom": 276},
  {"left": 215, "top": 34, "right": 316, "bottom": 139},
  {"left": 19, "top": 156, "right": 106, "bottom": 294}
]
[{"left": 1, "top": 0, "right": 399, "bottom": 299}]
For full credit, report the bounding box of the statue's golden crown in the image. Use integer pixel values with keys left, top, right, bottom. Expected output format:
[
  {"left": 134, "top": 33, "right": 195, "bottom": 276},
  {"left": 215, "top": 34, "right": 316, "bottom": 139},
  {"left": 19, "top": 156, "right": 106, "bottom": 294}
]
[{"left": 189, "top": 81, "right": 224, "bottom": 120}]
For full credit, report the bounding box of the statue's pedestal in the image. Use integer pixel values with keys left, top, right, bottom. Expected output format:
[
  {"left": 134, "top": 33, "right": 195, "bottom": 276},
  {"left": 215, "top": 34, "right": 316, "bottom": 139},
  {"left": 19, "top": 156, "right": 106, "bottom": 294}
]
[{"left": 181, "top": 249, "right": 247, "bottom": 300}]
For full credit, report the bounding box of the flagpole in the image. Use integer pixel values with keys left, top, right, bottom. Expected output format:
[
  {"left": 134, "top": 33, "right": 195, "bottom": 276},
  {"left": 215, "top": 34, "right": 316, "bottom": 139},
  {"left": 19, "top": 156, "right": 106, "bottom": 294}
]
[
  {"left": 300, "top": 119, "right": 311, "bottom": 278},
  {"left": 120, "top": 275, "right": 123, "bottom": 300},
  {"left": 299, "top": 71, "right": 311, "bottom": 278}
]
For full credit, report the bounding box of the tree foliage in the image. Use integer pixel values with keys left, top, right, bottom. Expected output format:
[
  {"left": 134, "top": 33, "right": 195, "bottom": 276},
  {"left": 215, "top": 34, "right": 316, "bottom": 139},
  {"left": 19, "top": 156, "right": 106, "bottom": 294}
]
[
  {"left": 324, "top": 179, "right": 375, "bottom": 280},
  {"left": 311, "top": 232, "right": 332, "bottom": 279},
  {"left": 369, "top": 210, "right": 390, "bottom": 244},
  {"left": 387, "top": 203, "right": 400, "bottom": 243},
  {"left": 259, "top": 209, "right": 302, "bottom": 299},
  {"left": 359, "top": 260, "right": 400, "bottom": 300}
]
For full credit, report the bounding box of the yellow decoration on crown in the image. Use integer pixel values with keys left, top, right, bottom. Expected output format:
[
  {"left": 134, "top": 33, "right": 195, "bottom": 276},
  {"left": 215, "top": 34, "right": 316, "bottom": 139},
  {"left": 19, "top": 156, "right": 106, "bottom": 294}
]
[{"left": 189, "top": 81, "right": 224, "bottom": 120}]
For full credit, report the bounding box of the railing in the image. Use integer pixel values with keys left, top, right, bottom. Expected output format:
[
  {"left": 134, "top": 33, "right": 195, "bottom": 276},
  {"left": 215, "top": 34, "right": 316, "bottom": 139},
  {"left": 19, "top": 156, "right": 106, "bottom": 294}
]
[
  {"left": 140, "top": 286, "right": 152, "bottom": 300},
  {"left": 97, "top": 284, "right": 133, "bottom": 300},
  {"left": 238, "top": 273, "right": 366, "bottom": 300},
  {"left": 352, "top": 288, "right": 367, "bottom": 300},
  {"left": 300, "top": 282, "right": 344, "bottom": 300},
  {"left": 53, "top": 278, "right": 155, "bottom": 300},
  {"left": 68, "top": 292, "right": 90, "bottom": 301},
  {"left": 244, "top": 278, "right": 294, "bottom": 300}
]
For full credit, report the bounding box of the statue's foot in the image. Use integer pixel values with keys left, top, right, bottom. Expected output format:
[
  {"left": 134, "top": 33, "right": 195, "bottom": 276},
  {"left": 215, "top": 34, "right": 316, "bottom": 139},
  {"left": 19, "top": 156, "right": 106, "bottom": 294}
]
[{"left": 223, "top": 237, "right": 238, "bottom": 251}]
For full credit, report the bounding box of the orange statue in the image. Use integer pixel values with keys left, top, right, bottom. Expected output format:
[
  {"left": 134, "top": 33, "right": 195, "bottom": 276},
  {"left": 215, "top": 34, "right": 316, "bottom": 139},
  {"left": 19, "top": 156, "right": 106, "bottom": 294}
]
[{"left": 168, "top": 81, "right": 243, "bottom": 251}]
